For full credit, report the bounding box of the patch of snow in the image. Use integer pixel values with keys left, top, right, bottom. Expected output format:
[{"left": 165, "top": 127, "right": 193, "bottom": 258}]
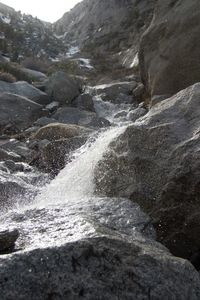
[
  {"left": 78, "top": 58, "right": 93, "bottom": 69},
  {"left": 0, "top": 13, "right": 11, "bottom": 24},
  {"left": 66, "top": 46, "right": 80, "bottom": 58},
  {"left": 130, "top": 53, "right": 139, "bottom": 68}
]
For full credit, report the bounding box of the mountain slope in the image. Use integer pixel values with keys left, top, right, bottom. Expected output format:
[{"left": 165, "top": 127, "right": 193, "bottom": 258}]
[{"left": 0, "top": 2, "right": 65, "bottom": 61}]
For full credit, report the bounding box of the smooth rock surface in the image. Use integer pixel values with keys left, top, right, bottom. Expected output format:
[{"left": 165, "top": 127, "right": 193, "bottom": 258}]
[
  {"left": 0, "top": 80, "right": 49, "bottom": 105},
  {"left": 45, "top": 71, "right": 81, "bottom": 105},
  {"left": 53, "top": 107, "right": 110, "bottom": 128},
  {"left": 0, "top": 93, "right": 42, "bottom": 131},
  {"left": 95, "top": 83, "right": 200, "bottom": 259},
  {"left": 139, "top": 0, "right": 200, "bottom": 100}
]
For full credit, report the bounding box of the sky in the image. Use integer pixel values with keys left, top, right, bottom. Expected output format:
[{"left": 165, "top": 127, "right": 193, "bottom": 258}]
[{"left": 1, "top": 0, "right": 82, "bottom": 22}]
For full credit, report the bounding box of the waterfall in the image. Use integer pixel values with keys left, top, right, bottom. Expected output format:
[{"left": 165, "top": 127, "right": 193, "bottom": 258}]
[{"left": 35, "top": 124, "right": 128, "bottom": 207}]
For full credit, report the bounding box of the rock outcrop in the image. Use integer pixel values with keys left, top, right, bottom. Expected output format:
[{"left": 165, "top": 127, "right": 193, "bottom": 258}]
[
  {"left": 0, "top": 93, "right": 42, "bottom": 132},
  {"left": 139, "top": 0, "right": 200, "bottom": 101},
  {"left": 45, "top": 71, "right": 81, "bottom": 105},
  {"left": 0, "top": 80, "right": 49, "bottom": 105},
  {"left": 0, "top": 198, "right": 199, "bottom": 299},
  {"left": 95, "top": 83, "right": 200, "bottom": 259}
]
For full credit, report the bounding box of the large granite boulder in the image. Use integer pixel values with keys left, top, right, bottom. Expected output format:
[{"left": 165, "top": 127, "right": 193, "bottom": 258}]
[
  {"left": 0, "top": 197, "right": 199, "bottom": 299},
  {"left": 21, "top": 68, "right": 47, "bottom": 82},
  {"left": 139, "top": 0, "right": 200, "bottom": 102},
  {"left": 94, "top": 83, "right": 200, "bottom": 259},
  {"left": 0, "top": 80, "right": 49, "bottom": 105},
  {"left": 45, "top": 71, "right": 81, "bottom": 105},
  {"left": 72, "top": 93, "right": 95, "bottom": 112},
  {"left": 0, "top": 93, "right": 42, "bottom": 132},
  {"left": 32, "top": 123, "right": 92, "bottom": 142},
  {"left": 34, "top": 136, "right": 88, "bottom": 173}
]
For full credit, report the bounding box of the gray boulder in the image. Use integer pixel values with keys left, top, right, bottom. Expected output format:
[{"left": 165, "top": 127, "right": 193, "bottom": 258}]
[
  {"left": 0, "top": 229, "right": 19, "bottom": 253},
  {"left": 35, "top": 136, "right": 88, "bottom": 173},
  {"left": 0, "top": 197, "right": 199, "bottom": 299},
  {"left": 45, "top": 71, "right": 81, "bottom": 105},
  {"left": 72, "top": 93, "right": 95, "bottom": 112},
  {"left": 139, "top": 0, "right": 200, "bottom": 101},
  {"left": 94, "top": 83, "right": 200, "bottom": 259},
  {"left": 1, "top": 139, "right": 36, "bottom": 162},
  {"left": 21, "top": 68, "right": 47, "bottom": 82},
  {"left": 95, "top": 81, "right": 137, "bottom": 103},
  {"left": 32, "top": 123, "right": 92, "bottom": 142},
  {"left": 53, "top": 107, "right": 110, "bottom": 128},
  {"left": 0, "top": 148, "right": 21, "bottom": 162},
  {"left": 0, "top": 171, "right": 27, "bottom": 205},
  {"left": 0, "top": 93, "right": 42, "bottom": 132},
  {"left": 0, "top": 80, "right": 49, "bottom": 105},
  {"left": 128, "top": 107, "right": 147, "bottom": 122}
]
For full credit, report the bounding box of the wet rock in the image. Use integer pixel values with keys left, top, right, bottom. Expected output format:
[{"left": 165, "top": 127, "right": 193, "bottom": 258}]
[
  {"left": 72, "top": 93, "right": 95, "bottom": 112},
  {"left": 31, "top": 123, "right": 92, "bottom": 142},
  {"left": 45, "top": 101, "right": 59, "bottom": 113},
  {"left": 0, "top": 160, "right": 32, "bottom": 174},
  {"left": 34, "top": 117, "right": 57, "bottom": 127},
  {"left": 139, "top": 0, "right": 200, "bottom": 100},
  {"left": 0, "top": 80, "right": 49, "bottom": 105},
  {"left": 127, "top": 107, "right": 147, "bottom": 122},
  {"left": 0, "top": 93, "right": 42, "bottom": 132},
  {"left": 95, "top": 81, "right": 137, "bottom": 103},
  {"left": 45, "top": 71, "right": 81, "bottom": 105},
  {"left": 1, "top": 139, "right": 36, "bottom": 162},
  {"left": 0, "top": 174, "right": 27, "bottom": 205},
  {"left": 132, "top": 83, "right": 145, "bottom": 102},
  {"left": 115, "top": 93, "right": 134, "bottom": 104},
  {"left": 53, "top": 107, "right": 110, "bottom": 129},
  {"left": 94, "top": 83, "right": 200, "bottom": 259},
  {"left": 37, "top": 136, "right": 88, "bottom": 173},
  {"left": 0, "top": 198, "right": 199, "bottom": 299},
  {"left": 0, "top": 148, "right": 21, "bottom": 162},
  {"left": 0, "top": 229, "right": 19, "bottom": 253}
]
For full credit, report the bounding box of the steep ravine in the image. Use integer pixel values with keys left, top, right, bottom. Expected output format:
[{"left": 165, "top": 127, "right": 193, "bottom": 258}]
[{"left": 0, "top": 0, "right": 200, "bottom": 299}]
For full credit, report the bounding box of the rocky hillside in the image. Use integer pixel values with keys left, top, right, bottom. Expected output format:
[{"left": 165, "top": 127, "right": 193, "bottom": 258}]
[
  {"left": 0, "top": 0, "right": 200, "bottom": 299},
  {"left": 0, "top": 2, "right": 65, "bottom": 61},
  {"left": 54, "top": 0, "right": 156, "bottom": 67}
]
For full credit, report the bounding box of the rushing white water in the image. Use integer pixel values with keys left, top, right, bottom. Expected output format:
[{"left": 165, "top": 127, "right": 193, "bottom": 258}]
[{"left": 35, "top": 125, "right": 128, "bottom": 207}]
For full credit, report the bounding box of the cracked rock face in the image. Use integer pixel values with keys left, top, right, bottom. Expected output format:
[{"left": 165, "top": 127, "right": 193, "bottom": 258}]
[{"left": 0, "top": 197, "right": 199, "bottom": 299}]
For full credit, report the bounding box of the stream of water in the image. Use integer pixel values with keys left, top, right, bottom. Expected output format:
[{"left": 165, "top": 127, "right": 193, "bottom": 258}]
[{"left": 0, "top": 90, "right": 154, "bottom": 252}]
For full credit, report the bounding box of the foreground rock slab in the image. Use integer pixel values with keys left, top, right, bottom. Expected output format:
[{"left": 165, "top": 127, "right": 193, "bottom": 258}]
[{"left": 0, "top": 198, "right": 199, "bottom": 299}]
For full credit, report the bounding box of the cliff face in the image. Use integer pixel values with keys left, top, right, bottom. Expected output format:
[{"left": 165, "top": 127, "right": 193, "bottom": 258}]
[
  {"left": 139, "top": 0, "right": 200, "bottom": 102},
  {"left": 54, "top": 0, "right": 156, "bottom": 56}
]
